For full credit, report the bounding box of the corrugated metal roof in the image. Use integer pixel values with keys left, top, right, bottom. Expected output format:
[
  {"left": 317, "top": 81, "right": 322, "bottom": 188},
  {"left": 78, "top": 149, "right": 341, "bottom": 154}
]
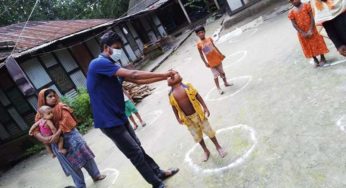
[
  {"left": 127, "top": 0, "right": 170, "bottom": 16},
  {"left": 0, "top": 0, "right": 170, "bottom": 63},
  {"left": 0, "top": 19, "right": 113, "bottom": 61},
  {"left": 128, "top": 0, "right": 160, "bottom": 15}
]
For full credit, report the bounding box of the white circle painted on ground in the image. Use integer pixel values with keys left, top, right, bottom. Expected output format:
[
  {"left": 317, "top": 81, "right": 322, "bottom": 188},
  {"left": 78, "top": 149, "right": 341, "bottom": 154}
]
[
  {"left": 86, "top": 168, "right": 119, "bottom": 187},
  {"left": 307, "top": 59, "right": 346, "bottom": 67},
  {"left": 336, "top": 115, "right": 346, "bottom": 133},
  {"left": 184, "top": 124, "right": 257, "bottom": 174},
  {"left": 223, "top": 50, "right": 247, "bottom": 68},
  {"left": 205, "top": 76, "right": 252, "bottom": 101},
  {"left": 228, "top": 28, "right": 258, "bottom": 44},
  {"left": 216, "top": 28, "right": 243, "bottom": 44}
]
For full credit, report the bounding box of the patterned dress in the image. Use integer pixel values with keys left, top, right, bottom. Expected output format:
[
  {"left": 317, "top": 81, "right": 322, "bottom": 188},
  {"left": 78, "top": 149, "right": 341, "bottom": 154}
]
[{"left": 288, "top": 3, "right": 329, "bottom": 58}]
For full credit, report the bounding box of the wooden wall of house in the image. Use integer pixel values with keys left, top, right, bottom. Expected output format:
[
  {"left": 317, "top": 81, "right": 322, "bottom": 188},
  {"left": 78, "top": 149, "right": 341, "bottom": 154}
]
[
  {"left": 0, "top": 67, "right": 37, "bottom": 170},
  {"left": 70, "top": 44, "right": 93, "bottom": 75}
]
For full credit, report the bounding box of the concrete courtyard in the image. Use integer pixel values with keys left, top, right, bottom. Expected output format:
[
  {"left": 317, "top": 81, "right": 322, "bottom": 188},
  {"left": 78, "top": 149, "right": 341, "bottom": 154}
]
[{"left": 1, "top": 8, "right": 346, "bottom": 188}]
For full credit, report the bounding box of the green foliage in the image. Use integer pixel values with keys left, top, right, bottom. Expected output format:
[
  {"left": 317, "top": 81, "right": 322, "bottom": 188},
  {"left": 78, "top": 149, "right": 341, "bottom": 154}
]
[
  {"left": 62, "top": 88, "right": 94, "bottom": 134},
  {"left": 0, "top": 0, "right": 129, "bottom": 26},
  {"left": 24, "top": 144, "right": 45, "bottom": 157}
]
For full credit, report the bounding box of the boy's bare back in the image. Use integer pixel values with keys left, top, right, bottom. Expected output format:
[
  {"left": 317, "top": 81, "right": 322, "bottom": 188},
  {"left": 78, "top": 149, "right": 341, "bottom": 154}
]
[{"left": 171, "top": 85, "right": 196, "bottom": 116}]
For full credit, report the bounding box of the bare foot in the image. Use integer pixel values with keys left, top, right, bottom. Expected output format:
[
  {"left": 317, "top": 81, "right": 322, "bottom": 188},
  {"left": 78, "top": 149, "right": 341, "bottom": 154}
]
[
  {"left": 59, "top": 149, "right": 67, "bottom": 155},
  {"left": 218, "top": 89, "right": 224, "bottom": 95},
  {"left": 203, "top": 150, "right": 210, "bottom": 162},
  {"left": 224, "top": 83, "right": 233, "bottom": 87},
  {"left": 141, "top": 122, "right": 147, "bottom": 127},
  {"left": 50, "top": 154, "right": 56, "bottom": 158},
  {"left": 217, "top": 147, "right": 227, "bottom": 158}
]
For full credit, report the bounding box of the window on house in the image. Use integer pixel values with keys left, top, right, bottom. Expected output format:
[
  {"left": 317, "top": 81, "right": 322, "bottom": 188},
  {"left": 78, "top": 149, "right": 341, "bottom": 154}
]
[
  {"left": 47, "top": 65, "right": 75, "bottom": 94},
  {"left": 38, "top": 53, "right": 76, "bottom": 95}
]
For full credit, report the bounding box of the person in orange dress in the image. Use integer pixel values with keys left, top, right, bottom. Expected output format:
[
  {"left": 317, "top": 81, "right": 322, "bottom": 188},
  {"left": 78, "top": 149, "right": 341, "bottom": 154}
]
[{"left": 288, "top": 0, "right": 329, "bottom": 67}]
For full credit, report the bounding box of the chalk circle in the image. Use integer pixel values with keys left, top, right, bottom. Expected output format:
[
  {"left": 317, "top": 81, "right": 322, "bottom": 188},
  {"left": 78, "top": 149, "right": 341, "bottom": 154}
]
[
  {"left": 308, "top": 59, "right": 346, "bottom": 67},
  {"left": 223, "top": 50, "right": 247, "bottom": 68},
  {"left": 205, "top": 76, "right": 252, "bottom": 101},
  {"left": 336, "top": 115, "right": 346, "bottom": 133},
  {"left": 141, "top": 110, "right": 163, "bottom": 127},
  {"left": 184, "top": 124, "right": 257, "bottom": 174},
  {"left": 86, "top": 168, "right": 119, "bottom": 187},
  {"left": 216, "top": 28, "right": 242, "bottom": 44},
  {"left": 228, "top": 28, "right": 258, "bottom": 44}
]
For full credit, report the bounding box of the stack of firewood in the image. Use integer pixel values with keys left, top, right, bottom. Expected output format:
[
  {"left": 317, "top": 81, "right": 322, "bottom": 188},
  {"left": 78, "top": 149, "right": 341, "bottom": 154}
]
[{"left": 122, "top": 81, "right": 155, "bottom": 103}]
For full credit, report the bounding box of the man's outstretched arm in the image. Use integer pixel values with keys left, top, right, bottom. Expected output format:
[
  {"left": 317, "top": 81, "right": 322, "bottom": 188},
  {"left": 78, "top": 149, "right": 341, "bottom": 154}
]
[{"left": 116, "top": 68, "right": 171, "bottom": 81}]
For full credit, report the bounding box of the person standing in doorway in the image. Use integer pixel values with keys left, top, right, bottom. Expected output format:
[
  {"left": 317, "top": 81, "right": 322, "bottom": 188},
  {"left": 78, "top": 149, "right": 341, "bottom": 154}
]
[
  {"left": 288, "top": 0, "right": 329, "bottom": 67},
  {"left": 86, "top": 31, "right": 179, "bottom": 188}
]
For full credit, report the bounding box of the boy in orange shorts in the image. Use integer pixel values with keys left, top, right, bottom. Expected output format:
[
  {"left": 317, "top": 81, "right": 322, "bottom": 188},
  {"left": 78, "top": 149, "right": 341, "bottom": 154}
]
[
  {"left": 168, "top": 71, "right": 226, "bottom": 161},
  {"left": 196, "top": 25, "right": 232, "bottom": 95}
]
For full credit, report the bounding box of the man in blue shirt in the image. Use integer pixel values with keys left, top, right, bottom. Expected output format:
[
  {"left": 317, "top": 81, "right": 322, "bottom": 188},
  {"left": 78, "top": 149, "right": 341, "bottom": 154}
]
[{"left": 87, "top": 31, "right": 178, "bottom": 188}]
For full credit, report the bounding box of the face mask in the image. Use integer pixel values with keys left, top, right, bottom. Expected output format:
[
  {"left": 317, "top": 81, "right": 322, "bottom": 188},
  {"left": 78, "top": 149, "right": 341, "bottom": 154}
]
[{"left": 110, "top": 48, "right": 123, "bottom": 62}]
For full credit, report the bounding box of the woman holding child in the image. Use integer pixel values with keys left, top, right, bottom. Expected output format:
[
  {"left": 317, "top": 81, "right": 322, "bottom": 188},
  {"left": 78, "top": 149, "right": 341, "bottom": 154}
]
[{"left": 31, "top": 88, "right": 105, "bottom": 188}]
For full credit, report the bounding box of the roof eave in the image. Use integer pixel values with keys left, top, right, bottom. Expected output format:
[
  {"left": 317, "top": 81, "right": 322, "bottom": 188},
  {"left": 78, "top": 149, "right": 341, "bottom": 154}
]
[{"left": 10, "top": 20, "right": 116, "bottom": 59}]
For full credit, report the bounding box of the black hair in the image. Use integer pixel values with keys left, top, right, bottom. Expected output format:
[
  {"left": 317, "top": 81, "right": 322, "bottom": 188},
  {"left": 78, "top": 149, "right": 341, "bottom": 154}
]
[
  {"left": 194, "top": 25, "right": 205, "bottom": 34},
  {"left": 44, "top": 89, "right": 56, "bottom": 104},
  {"left": 100, "top": 31, "right": 123, "bottom": 51}
]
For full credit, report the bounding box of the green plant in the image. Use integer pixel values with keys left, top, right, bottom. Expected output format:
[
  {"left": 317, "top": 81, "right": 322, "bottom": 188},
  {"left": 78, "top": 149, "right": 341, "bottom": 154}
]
[
  {"left": 63, "top": 88, "right": 94, "bottom": 134},
  {"left": 24, "top": 144, "right": 45, "bottom": 157}
]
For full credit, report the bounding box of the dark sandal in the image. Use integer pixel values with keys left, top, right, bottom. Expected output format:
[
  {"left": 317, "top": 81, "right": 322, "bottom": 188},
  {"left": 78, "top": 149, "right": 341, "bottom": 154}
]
[
  {"left": 93, "top": 174, "right": 106, "bottom": 182},
  {"left": 159, "top": 168, "right": 179, "bottom": 180}
]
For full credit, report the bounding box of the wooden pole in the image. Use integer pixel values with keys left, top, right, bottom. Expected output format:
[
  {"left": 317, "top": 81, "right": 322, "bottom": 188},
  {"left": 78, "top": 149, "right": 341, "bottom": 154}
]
[
  {"left": 213, "top": 0, "right": 220, "bottom": 10},
  {"left": 177, "top": 0, "right": 192, "bottom": 24}
]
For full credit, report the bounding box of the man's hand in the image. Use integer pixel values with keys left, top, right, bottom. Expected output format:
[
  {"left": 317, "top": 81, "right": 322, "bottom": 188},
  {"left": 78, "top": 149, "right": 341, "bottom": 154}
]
[
  {"left": 204, "top": 109, "right": 210, "bottom": 117},
  {"left": 165, "top": 70, "right": 175, "bottom": 78},
  {"left": 338, "top": 45, "right": 346, "bottom": 57}
]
